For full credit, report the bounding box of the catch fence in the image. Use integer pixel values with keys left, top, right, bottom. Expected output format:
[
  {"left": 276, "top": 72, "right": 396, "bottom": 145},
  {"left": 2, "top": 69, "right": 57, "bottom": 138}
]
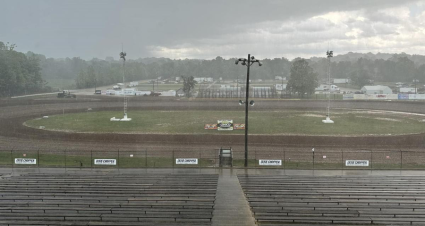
[
  {"left": 197, "top": 88, "right": 343, "bottom": 100},
  {"left": 1, "top": 148, "right": 424, "bottom": 170}
]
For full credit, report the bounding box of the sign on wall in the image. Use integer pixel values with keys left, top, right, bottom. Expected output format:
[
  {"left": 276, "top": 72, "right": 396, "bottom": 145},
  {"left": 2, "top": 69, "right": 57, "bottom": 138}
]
[
  {"left": 398, "top": 94, "right": 409, "bottom": 100},
  {"left": 204, "top": 124, "right": 218, "bottom": 130},
  {"left": 205, "top": 120, "right": 244, "bottom": 130},
  {"left": 94, "top": 159, "right": 116, "bottom": 165},
  {"left": 345, "top": 160, "right": 369, "bottom": 166},
  {"left": 217, "top": 120, "right": 234, "bottom": 131},
  {"left": 15, "top": 158, "right": 36, "bottom": 164},
  {"left": 233, "top": 124, "right": 245, "bottom": 130},
  {"left": 259, "top": 159, "right": 282, "bottom": 166},
  {"left": 176, "top": 158, "right": 198, "bottom": 164}
]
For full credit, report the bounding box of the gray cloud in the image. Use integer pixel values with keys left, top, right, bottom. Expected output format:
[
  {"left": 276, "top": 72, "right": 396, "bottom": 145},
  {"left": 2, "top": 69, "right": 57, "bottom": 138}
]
[{"left": 0, "top": 0, "right": 422, "bottom": 59}]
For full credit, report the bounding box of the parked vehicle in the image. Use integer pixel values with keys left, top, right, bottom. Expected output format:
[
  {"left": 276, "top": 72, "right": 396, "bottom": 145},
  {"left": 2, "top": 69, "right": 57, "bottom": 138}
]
[{"left": 57, "top": 90, "right": 76, "bottom": 98}]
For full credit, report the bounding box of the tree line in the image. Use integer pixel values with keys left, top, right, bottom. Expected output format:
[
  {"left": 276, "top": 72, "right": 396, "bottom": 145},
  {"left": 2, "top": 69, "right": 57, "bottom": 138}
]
[
  {"left": 45, "top": 55, "right": 425, "bottom": 90},
  {"left": 0, "top": 42, "right": 50, "bottom": 97},
  {"left": 1, "top": 40, "right": 425, "bottom": 97}
]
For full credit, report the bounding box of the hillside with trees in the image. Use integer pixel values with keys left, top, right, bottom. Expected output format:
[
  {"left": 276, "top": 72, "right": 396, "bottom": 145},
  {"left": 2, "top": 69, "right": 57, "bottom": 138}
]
[{"left": 2, "top": 40, "right": 425, "bottom": 96}]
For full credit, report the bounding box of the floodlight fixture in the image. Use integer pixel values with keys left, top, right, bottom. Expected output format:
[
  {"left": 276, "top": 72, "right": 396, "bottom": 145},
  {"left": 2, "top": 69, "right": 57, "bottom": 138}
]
[
  {"left": 239, "top": 100, "right": 244, "bottom": 105},
  {"left": 249, "top": 100, "right": 255, "bottom": 106}
]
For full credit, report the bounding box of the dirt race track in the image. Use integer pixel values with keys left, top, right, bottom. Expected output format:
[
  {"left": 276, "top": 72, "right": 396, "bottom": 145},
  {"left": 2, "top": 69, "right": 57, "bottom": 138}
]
[{"left": 1, "top": 95, "right": 425, "bottom": 152}]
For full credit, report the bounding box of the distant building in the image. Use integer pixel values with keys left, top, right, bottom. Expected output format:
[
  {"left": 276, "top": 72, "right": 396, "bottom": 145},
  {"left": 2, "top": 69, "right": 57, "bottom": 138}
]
[
  {"left": 361, "top": 85, "right": 392, "bottom": 94},
  {"left": 333, "top": 78, "right": 350, "bottom": 84},
  {"left": 194, "top": 77, "right": 206, "bottom": 83}
]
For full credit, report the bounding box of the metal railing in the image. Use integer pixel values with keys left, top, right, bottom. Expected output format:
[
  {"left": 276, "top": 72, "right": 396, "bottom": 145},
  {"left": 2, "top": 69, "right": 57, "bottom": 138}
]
[{"left": 1, "top": 148, "right": 424, "bottom": 169}]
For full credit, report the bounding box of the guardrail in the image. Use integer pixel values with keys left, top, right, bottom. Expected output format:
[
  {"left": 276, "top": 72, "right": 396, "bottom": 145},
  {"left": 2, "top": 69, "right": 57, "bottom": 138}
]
[{"left": 1, "top": 149, "right": 424, "bottom": 169}]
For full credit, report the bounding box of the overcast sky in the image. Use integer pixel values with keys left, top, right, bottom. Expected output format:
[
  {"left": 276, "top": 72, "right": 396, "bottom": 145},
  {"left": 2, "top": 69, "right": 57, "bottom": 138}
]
[{"left": 2, "top": 0, "right": 425, "bottom": 60}]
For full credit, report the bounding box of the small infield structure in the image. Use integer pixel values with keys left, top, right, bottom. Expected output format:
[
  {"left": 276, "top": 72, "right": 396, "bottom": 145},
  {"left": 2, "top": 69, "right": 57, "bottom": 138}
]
[{"left": 25, "top": 109, "right": 425, "bottom": 136}]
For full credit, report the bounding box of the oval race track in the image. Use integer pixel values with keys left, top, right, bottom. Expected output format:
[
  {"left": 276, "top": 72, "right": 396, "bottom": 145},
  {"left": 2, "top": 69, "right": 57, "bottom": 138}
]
[{"left": 1, "top": 96, "right": 425, "bottom": 151}]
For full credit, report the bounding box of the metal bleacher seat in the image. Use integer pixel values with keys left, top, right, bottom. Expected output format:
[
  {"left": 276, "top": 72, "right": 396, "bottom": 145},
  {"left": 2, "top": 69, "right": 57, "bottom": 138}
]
[
  {"left": 238, "top": 175, "right": 425, "bottom": 225},
  {"left": 0, "top": 173, "right": 218, "bottom": 225}
]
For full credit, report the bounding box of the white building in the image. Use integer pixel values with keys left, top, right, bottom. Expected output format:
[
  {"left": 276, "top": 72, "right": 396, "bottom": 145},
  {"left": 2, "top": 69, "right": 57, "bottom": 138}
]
[{"left": 361, "top": 85, "right": 392, "bottom": 94}]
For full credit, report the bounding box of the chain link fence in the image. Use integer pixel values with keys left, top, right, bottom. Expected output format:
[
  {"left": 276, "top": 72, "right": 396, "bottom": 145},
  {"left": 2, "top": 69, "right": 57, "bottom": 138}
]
[{"left": 1, "top": 148, "right": 424, "bottom": 169}]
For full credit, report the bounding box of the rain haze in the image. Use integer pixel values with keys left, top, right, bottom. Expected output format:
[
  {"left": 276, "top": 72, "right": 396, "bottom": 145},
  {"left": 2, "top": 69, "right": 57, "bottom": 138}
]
[
  {"left": 4, "top": 1, "right": 425, "bottom": 226},
  {"left": 2, "top": 0, "right": 425, "bottom": 59}
]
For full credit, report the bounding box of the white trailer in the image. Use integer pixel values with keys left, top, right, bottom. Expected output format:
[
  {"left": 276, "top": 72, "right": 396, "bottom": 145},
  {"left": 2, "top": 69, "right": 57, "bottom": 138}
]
[
  {"left": 106, "top": 90, "right": 116, "bottom": 95},
  {"left": 129, "top": 81, "right": 139, "bottom": 87},
  {"left": 400, "top": 87, "right": 417, "bottom": 93},
  {"left": 135, "top": 91, "right": 151, "bottom": 96},
  {"left": 315, "top": 84, "right": 339, "bottom": 92},
  {"left": 333, "top": 78, "right": 350, "bottom": 84},
  {"left": 159, "top": 90, "right": 177, "bottom": 97}
]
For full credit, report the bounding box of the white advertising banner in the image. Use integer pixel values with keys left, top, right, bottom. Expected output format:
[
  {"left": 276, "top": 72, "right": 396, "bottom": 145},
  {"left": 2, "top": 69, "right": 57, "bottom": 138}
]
[
  {"left": 345, "top": 160, "right": 369, "bottom": 166},
  {"left": 176, "top": 158, "right": 198, "bottom": 164},
  {"left": 259, "top": 159, "right": 282, "bottom": 166},
  {"left": 353, "top": 94, "right": 398, "bottom": 100},
  {"left": 343, "top": 94, "right": 354, "bottom": 100},
  {"left": 387, "top": 94, "right": 399, "bottom": 100},
  {"left": 353, "top": 94, "right": 366, "bottom": 100},
  {"left": 94, "top": 159, "right": 117, "bottom": 165},
  {"left": 15, "top": 158, "right": 37, "bottom": 164},
  {"left": 409, "top": 94, "right": 425, "bottom": 100}
]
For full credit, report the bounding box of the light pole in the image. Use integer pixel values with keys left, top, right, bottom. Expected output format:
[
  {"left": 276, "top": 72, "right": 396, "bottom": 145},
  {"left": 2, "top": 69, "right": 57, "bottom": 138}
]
[
  {"left": 322, "top": 50, "right": 334, "bottom": 124},
  {"left": 236, "top": 74, "right": 239, "bottom": 98},
  {"left": 235, "top": 54, "right": 262, "bottom": 167}
]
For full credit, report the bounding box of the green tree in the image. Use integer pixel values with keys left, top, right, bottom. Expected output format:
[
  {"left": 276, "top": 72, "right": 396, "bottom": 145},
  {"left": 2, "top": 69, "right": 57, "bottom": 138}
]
[
  {"left": 0, "top": 41, "right": 47, "bottom": 97},
  {"left": 287, "top": 58, "right": 318, "bottom": 98},
  {"left": 349, "top": 68, "right": 372, "bottom": 88},
  {"left": 182, "top": 76, "right": 197, "bottom": 97}
]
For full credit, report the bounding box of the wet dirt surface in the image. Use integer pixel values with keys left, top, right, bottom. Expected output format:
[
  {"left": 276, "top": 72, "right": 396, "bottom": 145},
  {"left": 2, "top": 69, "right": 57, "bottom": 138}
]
[{"left": 1, "top": 96, "right": 425, "bottom": 152}]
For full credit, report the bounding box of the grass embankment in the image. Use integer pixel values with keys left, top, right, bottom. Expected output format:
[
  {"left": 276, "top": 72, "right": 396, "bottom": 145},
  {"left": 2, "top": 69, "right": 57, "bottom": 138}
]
[{"left": 25, "top": 110, "right": 425, "bottom": 135}]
